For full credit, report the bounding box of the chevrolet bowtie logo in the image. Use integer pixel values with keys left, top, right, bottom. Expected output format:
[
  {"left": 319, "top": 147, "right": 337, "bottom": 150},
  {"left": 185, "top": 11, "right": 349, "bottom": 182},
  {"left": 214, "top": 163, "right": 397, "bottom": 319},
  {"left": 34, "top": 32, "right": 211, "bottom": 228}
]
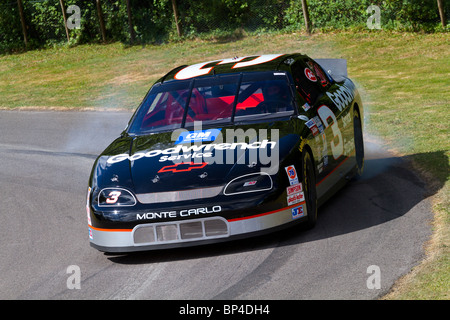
[{"left": 158, "top": 162, "right": 208, "bottom": 173}]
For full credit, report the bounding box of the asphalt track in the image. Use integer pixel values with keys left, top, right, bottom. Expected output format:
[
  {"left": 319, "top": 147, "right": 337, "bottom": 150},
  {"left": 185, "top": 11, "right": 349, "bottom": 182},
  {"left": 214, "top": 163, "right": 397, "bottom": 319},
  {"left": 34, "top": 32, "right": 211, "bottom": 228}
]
[{"left": 0, "top": 110, "right": 434, "bottom": 300}]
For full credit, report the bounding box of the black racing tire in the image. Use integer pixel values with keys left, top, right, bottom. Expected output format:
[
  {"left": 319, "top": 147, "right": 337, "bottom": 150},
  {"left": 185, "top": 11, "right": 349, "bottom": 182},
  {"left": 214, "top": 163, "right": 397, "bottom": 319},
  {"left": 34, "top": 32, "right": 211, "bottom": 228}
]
[
  {"left": 353, "top": 108, "right": 364, "bottom": 177},
  {"left": 301, "top": 149, "right": 318, "bottom": 229}
]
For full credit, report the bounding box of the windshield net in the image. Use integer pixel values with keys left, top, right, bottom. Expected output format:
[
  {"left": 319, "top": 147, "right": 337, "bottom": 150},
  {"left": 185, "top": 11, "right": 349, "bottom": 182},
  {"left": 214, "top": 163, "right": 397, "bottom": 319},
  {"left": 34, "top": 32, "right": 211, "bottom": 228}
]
[{"left": 128, "top": 72, "right": 294, "bottom": 134}]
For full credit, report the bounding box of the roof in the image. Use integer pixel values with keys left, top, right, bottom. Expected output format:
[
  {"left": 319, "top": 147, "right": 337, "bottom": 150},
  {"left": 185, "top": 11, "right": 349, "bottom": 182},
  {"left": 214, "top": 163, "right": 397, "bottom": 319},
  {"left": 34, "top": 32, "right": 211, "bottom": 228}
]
[{"left": 158, "top": 53, "right": 306, "bottom": 83}]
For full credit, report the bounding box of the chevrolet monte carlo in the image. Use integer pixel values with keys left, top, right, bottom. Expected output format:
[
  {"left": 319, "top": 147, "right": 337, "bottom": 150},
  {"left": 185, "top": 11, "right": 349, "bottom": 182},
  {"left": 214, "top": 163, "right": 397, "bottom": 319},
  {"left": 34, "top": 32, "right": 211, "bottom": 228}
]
[{"left": 87, "top": 53, "right": 364, "bottom": 252}]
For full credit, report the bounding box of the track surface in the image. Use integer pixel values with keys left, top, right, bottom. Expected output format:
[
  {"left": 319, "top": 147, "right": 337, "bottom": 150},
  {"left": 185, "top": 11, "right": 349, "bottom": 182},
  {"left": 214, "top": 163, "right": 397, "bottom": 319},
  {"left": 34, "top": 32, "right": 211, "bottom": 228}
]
[{"left": 0, "top": 110, "right": 433, "bottom": 300}]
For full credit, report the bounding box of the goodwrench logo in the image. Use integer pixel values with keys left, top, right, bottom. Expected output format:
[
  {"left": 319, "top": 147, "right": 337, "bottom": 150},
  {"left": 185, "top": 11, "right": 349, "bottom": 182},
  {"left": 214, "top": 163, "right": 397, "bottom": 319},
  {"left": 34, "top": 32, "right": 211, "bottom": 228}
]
[
  {"left": 106, "top": 139, "right": 277, "bottom": 164},
  {"left": 325, "top": 82, "right": 355, "bottom": 112},
  {"left": 106, "top": 126, "right": 281, "bottom": 173}
]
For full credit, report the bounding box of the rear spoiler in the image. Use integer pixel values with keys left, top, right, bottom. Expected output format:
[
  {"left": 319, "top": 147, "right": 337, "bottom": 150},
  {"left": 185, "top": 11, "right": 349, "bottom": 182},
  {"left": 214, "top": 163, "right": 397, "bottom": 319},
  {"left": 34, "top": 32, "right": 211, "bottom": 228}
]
[{"left": 315, "top": 59, "right": 347, "bottom": 79}]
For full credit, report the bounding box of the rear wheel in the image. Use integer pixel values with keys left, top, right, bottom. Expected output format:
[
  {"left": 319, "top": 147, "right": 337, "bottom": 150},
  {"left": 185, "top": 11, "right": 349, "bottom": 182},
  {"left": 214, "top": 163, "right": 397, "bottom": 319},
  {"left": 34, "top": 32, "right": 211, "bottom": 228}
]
[
  {"left": 301, "top": 149, "right": 318, "bottom": 229},
  {"left": 353, "top": 108, "right": 364, "bottom": 177}
]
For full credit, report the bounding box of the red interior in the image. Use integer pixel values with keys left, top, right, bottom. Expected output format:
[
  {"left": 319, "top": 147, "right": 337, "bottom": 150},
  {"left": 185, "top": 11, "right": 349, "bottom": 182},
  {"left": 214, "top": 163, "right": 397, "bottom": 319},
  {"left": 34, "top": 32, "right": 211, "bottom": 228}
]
[{"left": 142, "top": 92, "right": 265, "bottom": 127}]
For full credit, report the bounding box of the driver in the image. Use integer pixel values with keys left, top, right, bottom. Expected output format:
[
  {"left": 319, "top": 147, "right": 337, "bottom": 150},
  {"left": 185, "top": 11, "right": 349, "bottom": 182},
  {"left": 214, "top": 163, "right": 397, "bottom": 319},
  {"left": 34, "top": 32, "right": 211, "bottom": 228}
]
[{"left": 261, "top": 81, "right": 288, "bottom": 113}]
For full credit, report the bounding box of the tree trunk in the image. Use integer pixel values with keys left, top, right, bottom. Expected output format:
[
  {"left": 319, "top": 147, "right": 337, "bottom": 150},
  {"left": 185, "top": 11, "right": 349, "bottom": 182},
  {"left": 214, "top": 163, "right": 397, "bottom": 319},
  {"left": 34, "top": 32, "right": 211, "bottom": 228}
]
[
  {"left": 17, "top": 0, "right": 28, "bottom": 48},
  {"left": 437, "top": 0, "right": 446, "bottom": 28},
  {"left": 126, "top": 0, "right": 135, "bottom": 43},
  {"left": 59, "top": 0, "right": 70, "bottom": 43},
  {"left": 171, "top": 0, "right": 181, "bottom": 37},
  {"left": 301, "top": 0, "right": 311, "bottom": 35},
  {"left": 96, "top": 0, "right": 106, "bottom": 42}
]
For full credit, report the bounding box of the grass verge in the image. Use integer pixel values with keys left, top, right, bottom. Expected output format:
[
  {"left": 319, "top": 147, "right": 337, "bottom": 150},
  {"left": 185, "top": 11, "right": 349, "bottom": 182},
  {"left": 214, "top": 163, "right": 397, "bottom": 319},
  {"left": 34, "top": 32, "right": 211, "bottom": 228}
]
[{"left": 1, "top": 31, "right": 448, "bottom": 299}]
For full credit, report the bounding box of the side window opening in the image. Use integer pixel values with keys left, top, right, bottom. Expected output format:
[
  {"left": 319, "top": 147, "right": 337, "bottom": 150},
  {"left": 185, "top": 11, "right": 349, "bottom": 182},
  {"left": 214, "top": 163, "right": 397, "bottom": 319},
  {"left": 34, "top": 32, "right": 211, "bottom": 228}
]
[{"left": 292, "top": 61, "right": 320, "bottom": 104}]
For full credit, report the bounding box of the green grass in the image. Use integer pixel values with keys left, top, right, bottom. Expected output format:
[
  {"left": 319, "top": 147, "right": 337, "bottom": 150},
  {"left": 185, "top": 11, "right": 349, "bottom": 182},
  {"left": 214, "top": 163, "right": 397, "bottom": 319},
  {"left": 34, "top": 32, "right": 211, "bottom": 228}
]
[{"left": 1, "top": 31, "right": 448, "bottom": 299}]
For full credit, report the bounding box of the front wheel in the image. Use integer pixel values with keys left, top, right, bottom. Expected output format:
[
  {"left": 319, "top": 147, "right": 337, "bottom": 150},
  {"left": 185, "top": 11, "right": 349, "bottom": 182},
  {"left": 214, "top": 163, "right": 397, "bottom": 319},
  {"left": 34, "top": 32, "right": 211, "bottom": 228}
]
[{"left": 301, "top": 149, "right": 318, "bottom": 229}]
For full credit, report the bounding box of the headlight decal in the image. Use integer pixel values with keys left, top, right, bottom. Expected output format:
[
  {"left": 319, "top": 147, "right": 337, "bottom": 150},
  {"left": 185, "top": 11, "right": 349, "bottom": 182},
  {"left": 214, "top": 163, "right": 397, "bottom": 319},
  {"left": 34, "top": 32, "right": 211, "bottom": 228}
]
[
  {"left": 224, "top": 172, "right": 273, "bottom": 196},
  {"left": 98, "top": 188, "right": 137, "bottom": 207}
]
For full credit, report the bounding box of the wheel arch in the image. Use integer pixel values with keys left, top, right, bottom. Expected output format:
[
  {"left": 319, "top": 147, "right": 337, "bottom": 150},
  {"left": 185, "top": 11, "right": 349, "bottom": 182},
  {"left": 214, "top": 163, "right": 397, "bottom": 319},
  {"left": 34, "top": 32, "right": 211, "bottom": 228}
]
[{"left": 302, "top": 143, "right": 316, "bottom": 180}]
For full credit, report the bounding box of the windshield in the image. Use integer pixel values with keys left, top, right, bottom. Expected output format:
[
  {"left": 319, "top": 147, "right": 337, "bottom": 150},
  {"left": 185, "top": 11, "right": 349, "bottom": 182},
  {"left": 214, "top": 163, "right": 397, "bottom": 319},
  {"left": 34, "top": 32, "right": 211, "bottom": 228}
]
[{"left": 128, "top": 71, "right": 294, "bottom": 134}]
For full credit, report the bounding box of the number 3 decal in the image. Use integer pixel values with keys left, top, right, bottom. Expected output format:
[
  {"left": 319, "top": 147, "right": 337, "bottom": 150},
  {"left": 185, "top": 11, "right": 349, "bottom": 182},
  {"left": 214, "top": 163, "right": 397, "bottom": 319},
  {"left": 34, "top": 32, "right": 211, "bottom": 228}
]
[
  {"left": 174, "top": 54, "right": 284, "bottom": 80},
  {"left": 317, "top": 105, "right": 343, "bottom": 160},
  {"left": 106, "top": 191, "right": 121, "bottom": 204}
]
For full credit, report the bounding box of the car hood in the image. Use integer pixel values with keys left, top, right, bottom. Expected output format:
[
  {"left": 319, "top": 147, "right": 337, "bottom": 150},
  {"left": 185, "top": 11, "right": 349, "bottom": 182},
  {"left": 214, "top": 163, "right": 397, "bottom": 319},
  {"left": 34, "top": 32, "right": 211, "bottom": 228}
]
[{"left": 95, "top": 121, "right": 303, "bottom": 194}]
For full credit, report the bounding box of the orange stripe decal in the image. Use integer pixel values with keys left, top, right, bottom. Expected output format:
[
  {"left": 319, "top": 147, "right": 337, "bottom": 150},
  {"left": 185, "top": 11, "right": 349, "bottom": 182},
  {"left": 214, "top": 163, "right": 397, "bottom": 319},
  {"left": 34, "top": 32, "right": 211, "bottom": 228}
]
[{"left": 89, "top": 225, "right": 133, "bottom": 232}]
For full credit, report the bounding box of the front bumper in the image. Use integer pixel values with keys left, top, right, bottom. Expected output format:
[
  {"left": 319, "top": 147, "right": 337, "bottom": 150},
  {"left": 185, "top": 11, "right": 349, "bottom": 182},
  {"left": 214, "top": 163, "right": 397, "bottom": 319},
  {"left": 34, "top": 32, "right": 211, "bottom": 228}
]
[{"left": 89, "top": 202, "right": 307, "bottom": 252}]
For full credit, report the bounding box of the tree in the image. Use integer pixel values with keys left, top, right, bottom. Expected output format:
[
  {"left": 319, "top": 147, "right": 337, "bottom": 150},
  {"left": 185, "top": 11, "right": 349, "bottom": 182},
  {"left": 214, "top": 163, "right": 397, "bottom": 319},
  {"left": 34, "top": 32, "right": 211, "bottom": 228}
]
[
  {"left": 301, "top": 0, "right": 311, "bottom": 34},
  {"left": 171, "top": 0, "right": 181, "bottom": 37},
  {"left": 59, "top": 0, "right": 70, "bottom": 43},
  {"left": 126, "top": 0, "right": 136, "bottom": 43},
  {"left": 437, "top": 0, "right": 446, "bottom": 27},
  {"left": 17, "top": 0, "right": 28, "bottom": 48},
  {"left": 96, "top": 0, "right": 106, "bottom": 42}
]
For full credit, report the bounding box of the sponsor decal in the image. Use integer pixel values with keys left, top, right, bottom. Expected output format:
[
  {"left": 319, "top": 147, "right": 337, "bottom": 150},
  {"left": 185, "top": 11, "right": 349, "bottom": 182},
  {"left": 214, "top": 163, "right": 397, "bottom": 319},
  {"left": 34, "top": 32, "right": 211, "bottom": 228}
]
[
  {"left": 243, "top": 181, "right": 257, "bottom": 187},
  {"left": 323, "top": 154, "right": 329, "bottom": 167},
  {"left": 292, "top": 205, "right": 304, "bottom": 219},
  {"left": 136, "top": 205, "right": 222, "bottom": 220},
  {"left": 287, "top": 183, "right": 303, "bottom": 195},
  {"left": 342, "top": 112, "right": 352, "bottom": 128},
  {"left": 317, "top": 162, "right": 324, "bottom": 173},
  {"left": 304, "top": 68, "right": 317, "bottom": 82},
  {"left": 312, "top": 116, "right": 325, "bottom": 134},
  {"left": 284, "top": 58, "right": 295, "bottom": 65},
  {"left": 305, "top": 119, "right": 319, "bottom": 137},
  {"left": 321, "top": 133, "right": 328, "bottom": 167},
  {"left": 305, "top": 119, "right": 314, "bottom": 128},
  {"left": 106, "top": 140, "right": 277, "bottom": 164},
  {"left": 343, "top": 137, "right": 355, "bottom": 156},
  {"left": 325, "top": 82, "right": 355, "bottom": 112},
  {"left": 175, "top": 129, "right": 222, "bottom": 144},
  {"left": 285, "top": 165, "right": 299, "bottom": 185},
  {"left": 287, "top": 191, "right": 305, "bottom": 206},
  {"left": 158, "top": 162, "right": 208, "bottom": 173},
  {"left": 298, "top": 137, "right": 307, "bottom": 152},
  {"left": 302, "top": 102, "right": 311, "bottom": 111}
]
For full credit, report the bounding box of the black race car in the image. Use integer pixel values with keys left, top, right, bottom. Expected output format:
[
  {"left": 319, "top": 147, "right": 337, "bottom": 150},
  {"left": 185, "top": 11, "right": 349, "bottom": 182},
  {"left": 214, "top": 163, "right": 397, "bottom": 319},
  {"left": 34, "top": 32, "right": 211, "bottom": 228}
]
[{"left": 87, "top": 53, "right": 364, "bottom": 252}]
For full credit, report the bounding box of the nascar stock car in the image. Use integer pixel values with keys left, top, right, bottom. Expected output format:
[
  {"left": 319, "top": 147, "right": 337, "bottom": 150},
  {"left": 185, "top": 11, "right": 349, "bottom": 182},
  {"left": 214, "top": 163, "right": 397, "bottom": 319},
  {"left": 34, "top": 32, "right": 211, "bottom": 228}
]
[{"left": 87, "top": 53, "right": 364, "bottom": 252}]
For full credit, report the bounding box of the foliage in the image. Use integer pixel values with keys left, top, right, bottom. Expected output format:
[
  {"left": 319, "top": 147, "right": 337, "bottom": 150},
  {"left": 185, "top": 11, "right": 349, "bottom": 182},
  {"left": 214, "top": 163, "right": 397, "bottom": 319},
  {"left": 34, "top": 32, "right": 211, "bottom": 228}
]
[{"left": 0, "top": 0, "right": 448, "bottom": 53}]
